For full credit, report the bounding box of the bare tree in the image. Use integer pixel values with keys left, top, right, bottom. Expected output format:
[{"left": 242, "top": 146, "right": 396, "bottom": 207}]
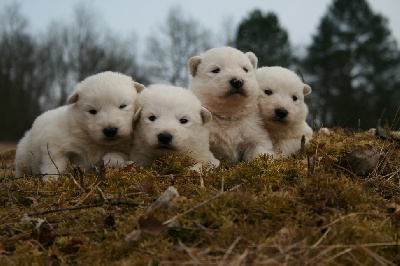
[
  {"left": 0, "top": 3, "right": 51, "bottom": 140},
  {"left": 40, "top": 22, "right": 74, "bottom": 107},
  {"left": 0, "top": 3, "right": 147, "bottom": 140},
  {"left": 144, "top": 6, "right": 214, "bottom": 87},
  {"left": 218, "top": 16, "right": 236, "bottom": 47},
  {"left": 41, "top": 3, "right": 148, "bottom": 107}
]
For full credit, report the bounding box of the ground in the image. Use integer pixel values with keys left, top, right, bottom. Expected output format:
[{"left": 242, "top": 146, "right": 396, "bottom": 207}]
[
  {"left": 0, "top": 142, "right": 16, "bottom": 153},
  {"left": 0, "top": 128, "right": 399, "bottom": 265}
]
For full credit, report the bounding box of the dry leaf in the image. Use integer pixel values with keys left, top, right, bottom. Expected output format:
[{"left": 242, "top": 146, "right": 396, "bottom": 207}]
[
  {"left": 146, "top": 186, "right": 179, "bottom": 214},
  {"left": 138, "top": 213, "right": 168, "bottom": 235},
  {"left": 339, "top": 145, "right": 380, "bottom": 176}
]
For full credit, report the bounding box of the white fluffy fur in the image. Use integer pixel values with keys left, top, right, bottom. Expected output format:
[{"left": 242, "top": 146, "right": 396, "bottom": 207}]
[
  {"left": 188, "top": 46, "right": 275, "bottom": 163},
  {"left": 130, "top": 84, "right": 219, "bottom": 171},
  {"left": 15, "top": 71, "right": 144, "bottom": 180},
  {"left": 256, "top": 66, "right": 313, "bottom": 156}
]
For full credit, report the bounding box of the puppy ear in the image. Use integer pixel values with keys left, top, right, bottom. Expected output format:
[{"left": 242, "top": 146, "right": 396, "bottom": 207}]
[
  {"left": 188, "top": 56, "right": 202, "bottom": 77},
  {"left": 132, "top": 106, "right": 142, "bottom": 129},
  {"left": 67, "top": 92, "right": 79, "bottom": 104},
  {"left": 133, "top": 82, "right": 145, "bottom": 93},
  {"left": 133, "top": 106, "right": 142, "bottom": 122},
  {"left": 245, "top": 52, "right": 258, "bottom": 69},
  {"left": 303, "top": 84, "right": 312, "bottom": 96},
  {"left": 200, "top": 107, "right": 212, "bottom": 124}
]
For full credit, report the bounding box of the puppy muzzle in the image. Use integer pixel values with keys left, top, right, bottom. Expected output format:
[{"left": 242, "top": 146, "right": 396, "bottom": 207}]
[
  {"left": 156, "top": 132, "right": 176, "bottom": 150},
  {"left": 226, "top": 78, "right": 246, "bottom": 96},
  {"left": 103, "top": 127, "right": 119, "bottom": 139},
  {"left": 273, "top": 108, "right": 289, "bottom": 122}
]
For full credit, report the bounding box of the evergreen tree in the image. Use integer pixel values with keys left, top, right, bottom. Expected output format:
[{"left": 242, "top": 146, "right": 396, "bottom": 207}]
[
  {"left": 303, "top": 0, "right": 400, "bottom": 128},
  {"left": 235, "top": 9, "right": 293, "bottom": 68}
]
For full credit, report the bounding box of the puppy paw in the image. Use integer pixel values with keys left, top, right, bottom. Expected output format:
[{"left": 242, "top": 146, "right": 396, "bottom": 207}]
[
  {"left": 103, "top": 152, "right": 128, "bottom": 167},
  {"left": 243, "top": 146, "right": 275, "bottom": 161}
]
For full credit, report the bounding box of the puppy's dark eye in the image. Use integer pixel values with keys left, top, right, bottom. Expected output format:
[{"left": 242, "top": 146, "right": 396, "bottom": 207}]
[
  {"left": 119, "top": 104, "right": 127, "bottom": 109},
  {"left": 149, "top": 115, "right": 156, "bottom": 121},
  {"left": 211, "top": 68, "right": 220, "bottom": 74},
  {"left": 243, "top": 67, "right": 248, "bottom": 73},
  {"left": 89, "top": 109, "right": 97, "bottom": 115},
  {"left": 292, "top": 96, "right": 298, "bottom": 101},
  {"left": 264, "top": 89, "right": 273, "bottom": 96},
  {"left": 179, "top": 118, "right": 188, "bottom": 124}
]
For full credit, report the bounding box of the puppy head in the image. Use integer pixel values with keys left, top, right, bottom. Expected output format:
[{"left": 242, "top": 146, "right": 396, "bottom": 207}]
[
  {"left": 256, "top": 66, "right": 311, "bottom": 129},
  {"left": 67, "top": 71, "right": 145, "bottom": 145},
  {"left": 188, "top": 46, "right": 260, "bottom": 116},
  {"left": 135, "top": 84, "right": 211, "bottom": 156}
]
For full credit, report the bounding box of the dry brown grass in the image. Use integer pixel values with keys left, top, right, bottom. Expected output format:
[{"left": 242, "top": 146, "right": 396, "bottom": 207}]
[{"left": 0, "top": 129, "right": 399, "bottom": 265}]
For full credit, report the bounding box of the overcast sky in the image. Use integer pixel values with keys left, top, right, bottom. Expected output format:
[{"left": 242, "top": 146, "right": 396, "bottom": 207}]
[{"left": 1, "top": 0, "right": 399, "bottom": 49}]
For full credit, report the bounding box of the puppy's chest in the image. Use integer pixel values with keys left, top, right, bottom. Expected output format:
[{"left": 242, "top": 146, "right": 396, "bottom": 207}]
[
  {"left": 207, "top": 120, "right": 249, "bottom": 161},
  {"left": 70, "top": 142, "right": 122, "bottom": 166},
  {"left": 69, "top": 145, "right": 104, "bottom": 164}
]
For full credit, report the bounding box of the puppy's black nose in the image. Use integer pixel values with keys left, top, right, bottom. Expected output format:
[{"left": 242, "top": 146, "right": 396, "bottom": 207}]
[
  {"left": 230, "top": 78, "right": 244, "bottom": 89},
  {"left": 103, "top": 127, "right": 118, "bottom": 138},
  {"left": 158, "top": 132, "right": 173, "bottom": 144},
  {"left": 275, "top": 108, "right": 288, "bottom": 119}
]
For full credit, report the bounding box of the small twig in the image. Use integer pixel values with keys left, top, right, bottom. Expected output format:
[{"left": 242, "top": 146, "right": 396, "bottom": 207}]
[
  {"left": 47, "top": 144, "right": 61, "bottom": 176},
  {"left": 325, "top": 247, "right": 353, "bottom": 263},
  {"left": 178, "top": 239, "right": 201, "bottom": 264},
  {"left": 300, "top": 135, "right": 306, "bottom": 157},
  {"left": 311, "top": 227, "right": 331, "bottom": 249},
  {"left": 95, "top": 162, "right": 106, "bottom": 182},
  {"left": 199, "top": 173, "right": 204, "bottom": 188},
  {"left": 374, "top": 143, "right": 396, "bottom": 178},
  {"left": 307, "top": 245, "right": 338, "bottom": 264},
  {"left": 322, "top": 155, "right": 358, "bottom": 179},
  {"left": 219, "top": 237, "right": 242, "bottom": 265},
  {"left": 360, "top": 245, "right": 396, "bottom": 266},
  {"left": 69, "top": 174, "right": 84, "bottom": 191},
  {"left": 97, "top": 186, "right": 107, "bottom": 203},
  {"left": 307, "top": 155, "right": 316, "bottom": 177},
  {"left": 74, "top": 180, "right": 102, "bottom": 207},
  {"left": 321, "top": 213, "right": 382, "bottom": 230},
  {"left": 27, "top": 201, "right": 142, "bottom": 216},
  {"left": 28, "top": 203, "right": 104, "bottom": 216},
  {"left": 163, "top": 184, "right": 241, "bottom": 225}
]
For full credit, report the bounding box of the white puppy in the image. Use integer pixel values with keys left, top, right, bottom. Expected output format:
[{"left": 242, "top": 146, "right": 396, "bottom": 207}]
[
  {"left": 188, "top": 46, "right": 275, "bottom": 163},
  {"left": 15, "top": 71, "right": 144, "bottom": 180},
  {"left": 130, "top": 84, "right": 219, "bottom": 171},
  {"left": 256, "top": 66, "right": 313, "bottom": 156}
]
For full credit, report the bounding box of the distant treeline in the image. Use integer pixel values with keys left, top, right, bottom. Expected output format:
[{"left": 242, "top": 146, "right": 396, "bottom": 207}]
[{"left": 1, "top": 0, "right": 399, "bottom": 140}]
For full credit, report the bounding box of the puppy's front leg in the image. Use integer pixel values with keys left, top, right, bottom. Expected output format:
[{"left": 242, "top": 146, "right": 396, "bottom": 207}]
[
  {"left": 40, "top": 153, "right": 69, "bottom": 181},
  {"left": 189, "top": 157, "right": 220, "bottom": 173},
  {"left": 277, "top": 137, "right": 310, "bottom": 157},
  {"left": 103, "top": 152, "right": 129, "bottom": 167},
  {"left": 243, "top": 142, "right": 275, "bottom": 162}
]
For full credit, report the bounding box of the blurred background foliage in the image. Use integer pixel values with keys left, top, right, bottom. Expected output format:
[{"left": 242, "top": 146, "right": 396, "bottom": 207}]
[{"left": 0, "top": 0, "right": 399, "bottom": 140}]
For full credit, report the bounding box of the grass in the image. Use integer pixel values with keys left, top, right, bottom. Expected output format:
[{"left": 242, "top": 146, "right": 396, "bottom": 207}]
[{"left": 0, "top": 128, "right": 399, "bottom": 265}]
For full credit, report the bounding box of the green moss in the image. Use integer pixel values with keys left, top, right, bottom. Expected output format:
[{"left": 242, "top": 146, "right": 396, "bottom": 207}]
[{"left": 1, "top": 130, "right": 400, "bottom": 265}]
